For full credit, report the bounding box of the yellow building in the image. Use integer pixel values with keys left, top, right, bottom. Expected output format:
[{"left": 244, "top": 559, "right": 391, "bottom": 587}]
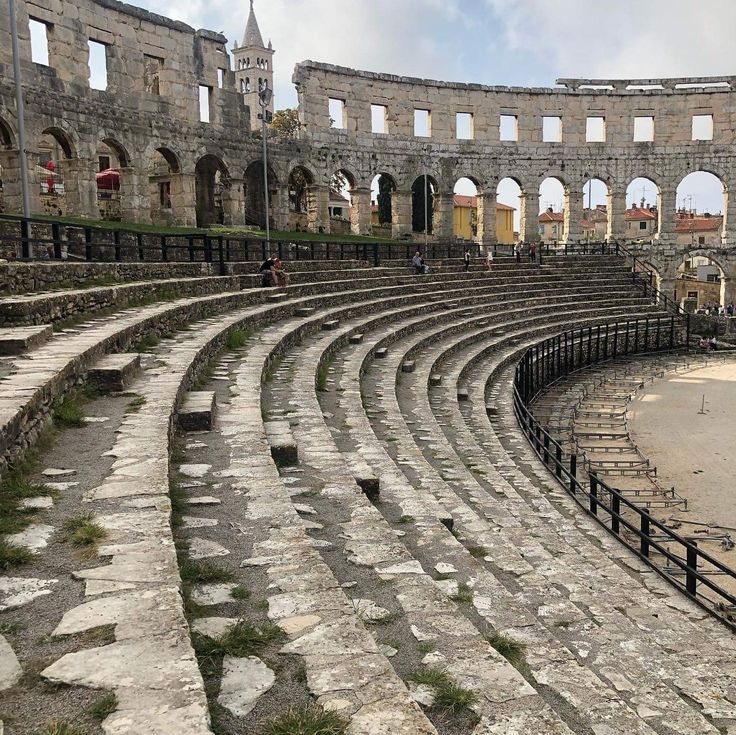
[{"left": 370, "top": 195, "right": 515, "bottom": 242}]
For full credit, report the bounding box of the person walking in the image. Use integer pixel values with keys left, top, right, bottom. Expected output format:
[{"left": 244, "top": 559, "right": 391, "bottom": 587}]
[
  {"left": 485, "top": 248, "right": 493, "bottom": 271},
  {"left": 515, "top": 240, "right": 522, "bottom": 264},
  {"left": 463, "top": 249, "right": 471, "bottom": 272},
  {"left": 529, "top": 241, "right": 537, "bottom": 262}
]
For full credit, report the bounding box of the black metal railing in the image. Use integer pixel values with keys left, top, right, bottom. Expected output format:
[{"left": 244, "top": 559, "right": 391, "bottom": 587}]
[
  {"left": 0, "top": 213, "right": 488, "bottom": 271},
  {"left": 512, "top": 314, "right": 736, "bottom": 627}
]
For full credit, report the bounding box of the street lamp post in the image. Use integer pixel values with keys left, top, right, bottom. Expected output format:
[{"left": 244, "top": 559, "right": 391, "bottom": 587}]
[
  {"left": 8, "top": 0, "right": 32, "bottom": 229},
  {"left": 258, "top": 84, "right": 273, "bottom": 249}
]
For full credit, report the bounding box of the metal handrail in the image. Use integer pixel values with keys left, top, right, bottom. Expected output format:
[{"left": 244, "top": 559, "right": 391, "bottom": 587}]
[{"left": 512, "top": 315, "right": 736, "bottom": 628}]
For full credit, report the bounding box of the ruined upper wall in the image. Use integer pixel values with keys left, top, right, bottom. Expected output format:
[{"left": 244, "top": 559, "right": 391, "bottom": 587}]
[
  {"left": 0, "top": 0, "right": 246, "bottom": 130},
  {"left": 293, "top": 61, "right": 736, "bottom": 146}
]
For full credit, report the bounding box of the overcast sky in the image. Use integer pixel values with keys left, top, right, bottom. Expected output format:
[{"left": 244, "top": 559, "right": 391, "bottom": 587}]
[{"left": 133, "top": 0, "right": 733, "bottom": 218}]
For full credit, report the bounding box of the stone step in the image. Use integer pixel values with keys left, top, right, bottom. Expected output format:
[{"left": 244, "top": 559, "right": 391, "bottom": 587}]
[
  {"left": 457, "top": 387, "right": 469, "bottom": 401},
  {"left": 88, "top": 353, "right": 141, "bottom": 392},
  {"left": 321, "top": 319, "right": 340, "bottom": 331},
  {"left": 345, "top": 452, "right": 380, "bottom": 500},
  {"left": 295, "top": 307, "right": 316, "bottom": 317},
  {"left": 349, "top": 333, "right": 364, "bottom": 345},
  {"left": 0, "top": 325, "right": 53, "bottom": 355},
  {"left": 179, "top": 391, "right": 216, "bottom": 431},
  {"left": 429, "top": 373, "right": 443, "bottom": 386},
  {"left": 375, "top": 347, "right": 388, "bottom": 359},
  {"left": 268, "top": 292, "right": 288, "bottom": 303},
  {"left": 264, "top": 420, "right": 298, "bottom": 466},
  {"left": 401, "top": 360, "right": 415, "bottom": 373}
]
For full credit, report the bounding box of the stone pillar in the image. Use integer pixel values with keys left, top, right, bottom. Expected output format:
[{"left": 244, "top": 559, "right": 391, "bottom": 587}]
[
  {"left": 350, "top": 187, "right": 372, "bottom": 236},
  {"left": 564, "top": 190, "right": 583, "bottom": 243},
  {"left": 520, "top": 191, "right": 539, "bottom": 242},
  {"left": 660, "top": 277, "right": 677, "bottom": 304},
  {"left": 170, "top": 172, "right": 197, "bottom": 227},
  {"left": 433, "top": 192, "right": 454, "bottom": 241},
  {"left": 272, "top": 185, "right": 290, "bottom": 231},
  {"left": 723, "top": 187, "right": 735, "bottom": 246},
  {"left": 392, "top": 189, "right": 413, "bottom": 238},
  {"left": 723, "top": 277, "right": 736, "bottom": 307},
  {"left": 0, "top": 150, "right": 22, "bottom": 214},
  {"left": 63, "top": 158, "right": 97, "bottom": 218},
  {"left": 306, "top": 184, "right": 329, "bottom": 233},
  {"left": 657, "top": 187, "right": 677, "bottom": 243},
  {"left": 221, "top": 177, "right": 245, "bottom": 226},
  {"left": 119, "top": 167, "right": 151, "bottom": 224},
  {"left": 477, "top": 192, "right": 497, "bottom": 246},
  {"left": 608, "top": 188, "right": 627, "bottom": 242}
]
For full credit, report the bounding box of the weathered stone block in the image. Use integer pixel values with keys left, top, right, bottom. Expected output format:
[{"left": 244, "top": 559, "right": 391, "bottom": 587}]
[
  {"left": 0, "top": 325, "right": 52, "bottom": 355},
  {"left": 457, "top": 388, "right": 469, "bottom": 401},
  {"left": 349, "top": 333, "right": 364, "bottom": 344},
  {"left": 264, "top": 421, "right": 298, "bottom": 466},
  {"left": 179, "top": 391, "right": 216, "bottom": 431},
  {"left": 375, "top": 347, "right": 388, "bottom": 359},
  {"left": 402, "top": 360, "right": 415, "bottom": 373},
  {"left": 88, "top": 353, "right": 141, "bottom": 392},
  {"left": 321, "top": 319, "right": 340, "bottom": 331},
  {"left": 429, "top": 374, "right": 442, "bottom": 386}
]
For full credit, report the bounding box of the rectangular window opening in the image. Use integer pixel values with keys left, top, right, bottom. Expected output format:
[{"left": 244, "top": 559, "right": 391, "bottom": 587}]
[
  {"left": 371, "top": 104, "right": 387, "bottom": 134},
  {"left": 456, "top": 112, "right": 473, "bottom": 140},
  {"left": 639, "top": 221, "right": 647, "bottom": 230},
  {"left": 692, "top": 114, "right": 713, "bottom": 141},
  {"left": 29, "top": 18, "right": 50, "bottom": 66},
  {"left": 414, "top": 109, "right": 431, "bottom": 137},
  {"left": 586, "top": 116, "right": 606, "bottom": 142},
  {"left": 633, "top": 116, "right": 654, "bottom": 142},
  {"left": 329, "top": 98, "right": 345, "bottom": 129},
  {"left": 542, "top": 115, "right": 562, "bottom": 143},
  {"left": 217, "top": 68, "right": 225, "bottom": 89},
  {"left": 199, "top": 85, "right": 211, "bottom": 123},
  {"left": 499, "top": 114, "right": 518, "bottom": 141},
  {"left": 143, "top": 54, "right": 163, "bottom": 95},
  {"left": 88, "top": 39, "right": 108, "bottom": 91}
]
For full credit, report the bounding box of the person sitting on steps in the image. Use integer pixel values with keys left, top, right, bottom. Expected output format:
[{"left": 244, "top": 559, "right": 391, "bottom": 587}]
[{"left": 259, "top": 254, "right": 278, "bottom": 287}]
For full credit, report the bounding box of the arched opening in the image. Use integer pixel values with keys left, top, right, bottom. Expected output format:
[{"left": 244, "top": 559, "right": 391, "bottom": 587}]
[
  {"left": 96, "top": 139, "right": 129, "bottom": 221},
  {"left": 676, "top": 251, "right": 726, "bottom": 309},
  {"left": 244, "top": 159, "right": 278, "bottom": 229},
  {"left": 626, "top": 177, "right": 660, "bottom": 240},
  {"left": 149, "top": 147, "right": 181, "bottom": 226},
  {"left": 496, "top": 177, "right": 521, "bottom": 244},
  {"left": 287, "top": 165, "right": 315, "bottom": 231},
  {"left": 539, "top": 177, "right": 567, "bottom": 244},
  {"left": 0, "top": 117, "right": 17, "bottom": 214},
  {"left": 370, "top": 172, "right": 395, "bottom": 237},
  {"left": 195, "top": 154, "right": 229, "bottom": 227},
  {"left": 411, "top": 174, "right": 437, "bottom": 237},
  {"left": 36, "top": 128, "right": 75, "bottom": 217},
  {"left": 675, "top": 171, "right": 726, "bottom": 247},
  {"left": 453, "top": 177, "right": 479, "bottom": 241},
  {"left": 582, "top": 178, "right": 610, "bottom": 242},
  {"left": 329, "top": 169, "right": 355, "bottom": 235}
]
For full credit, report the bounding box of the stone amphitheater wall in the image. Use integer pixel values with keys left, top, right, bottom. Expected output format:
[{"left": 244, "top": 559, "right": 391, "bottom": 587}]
[{"left": 0, "top": 0, "right": 735, "bottom": 295}]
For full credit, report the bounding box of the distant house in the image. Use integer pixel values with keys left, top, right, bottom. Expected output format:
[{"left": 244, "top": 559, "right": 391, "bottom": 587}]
[
  {"left": 328, "top": 192, "right": 350, "bottom": 220},
  {"left": 674, "top": 211, "right": 722, "bottom": 247}
]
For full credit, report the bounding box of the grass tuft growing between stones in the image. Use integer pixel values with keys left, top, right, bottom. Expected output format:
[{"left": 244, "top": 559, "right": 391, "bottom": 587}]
[
  {"left": 0, "top": 539, "right": 33, "bottom": 569},
  {"left": 486, "top": 632, "right": 527, "bottom": 668},
  {"left": 450, "top": 582, "right": 474, "bottom": 604},
  {"left": 52, "top": 392, "right": 86, "bottom": 428},
  {"left": 125, "top": 394, "right": 147, "bottom": 413},
  {"left": 134, "top": 333, "right": 161, "bottom": 353},
  {"left": 226, "top": 329, "right": 250, "bottom": 351},
  {"left": 61, "top": 513, "right": 107, "bottom": 547},
  {"left": 34, "top": 722, "right": 88, "bottom": 735},
  {"left": 467, "top": 545, "right": 488, "bottom": 559},
  {"left": 315, "top": 357, "right": 333, "bottom": 393},
  {"left": 259, "top": 705, "right": 348, "bottom": 735},
  {"left": 194, "top": 619, "right": 286, "bottom": 675},
  {"left": 409, "top": 667, "right": 477, "bottom": 720},
  {"left": 0, "top": 472, "right": 54, "bottom": 536},
  {"left": 231, "top": 585, "right": 250, "bottom": 600},
  {"left": 397, "top": 515, "right": 415, "bottom": 524},
  {"left": 179, "top": 560, "right": 235, "bottom": 585},
  {"left": 87, "top": 692, "right": 118, "bottom": 721}
]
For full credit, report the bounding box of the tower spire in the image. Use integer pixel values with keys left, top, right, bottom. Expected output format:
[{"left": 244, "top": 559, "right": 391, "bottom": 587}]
[{"left": 243, "top": 0, "right": 265, "bottom": 48}]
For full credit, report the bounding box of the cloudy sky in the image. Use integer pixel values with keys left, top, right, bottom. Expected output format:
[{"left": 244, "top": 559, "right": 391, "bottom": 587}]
[{"left": 133, "top": 0, "right": 733, "bottom": 217}]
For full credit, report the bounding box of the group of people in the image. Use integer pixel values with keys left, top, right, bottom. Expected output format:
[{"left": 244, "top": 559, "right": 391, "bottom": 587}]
[
  {"left": 699, "top": 335, "right": 719, "bottom": 351},
  {"left": 514, "top": 240, "right": 537, "bottom": 263},
  {"left": 697, "top": 302, "right": 734, "bottom": 317},
  {"left": 259, "top": 254, "right": 288, "bottom": 287}
]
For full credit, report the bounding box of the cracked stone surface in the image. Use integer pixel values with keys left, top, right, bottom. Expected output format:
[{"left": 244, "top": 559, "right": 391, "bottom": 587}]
[
  {"left": 0, "top": 635, "right": 22, "bottom": 690},
  {"left": 0, "top": 577, "right": 58, "bottom": 610},
  {"left": 217, "top": 656, "right": 275, "bottom": 717}
]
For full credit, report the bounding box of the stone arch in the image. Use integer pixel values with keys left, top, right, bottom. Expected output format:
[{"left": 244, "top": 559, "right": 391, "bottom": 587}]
[
  {"left": 94, "top": 137, "right": 131, "bottom": 221},
  {"left": 148, "top": 145, "right": 186, "bottom": 225},
  {"left": 0, "top": 116, "right": 18, "bottom": 214},
  {"left": 195, "top": 154, "right": 230, "bottom": 227},
  {"left": 496, "top": 176, "right": 523, "bottom": 244},
  {"left": 371, "top": 171, "right": 397, "bottom": 236},
  {"left": 626, "top": 176, "right": 661, "bottom": 241},
  {"left": 452, "top": 175, "right": 483, "bottom": 241},
  {"left": 36, "top": 126, "right": 78, "bottom": 216},
  {"left": 329, "top": 167, "right": 356, "bottom": 235},
  {"left": 581, "top": 176, "right": 610, "bottom": 242},
  {"left": 287, "top": 164, "right": 317, "bottom": 230},
  {"left": 244, "top": 158, "right": 279, "bottom": 229},
  {"left": 538, "top": 175, "right": 569, "bottom": 244},
  {"left": 675, "top": 248, "right": 727, "bottom": 308},
  {"left": 675, "top": 170, "right": 727, "bottom": 244},
  {"left": 0, "top": 116, "right": 15, "bottom": 149}
]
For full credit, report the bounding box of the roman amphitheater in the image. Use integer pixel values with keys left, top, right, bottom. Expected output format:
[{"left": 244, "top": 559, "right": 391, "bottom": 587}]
[{"left": 2, "top": 0, "right": 736, "bottom": 734}]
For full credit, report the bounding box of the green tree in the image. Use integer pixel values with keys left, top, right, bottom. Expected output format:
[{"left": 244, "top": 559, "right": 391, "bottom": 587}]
[
  {"left": 270, "top": 108, "right": 301, "bottom": 140},
  {"left": 412, "top": 177, "right": 434, "bottom": 233},
  {"left": 377, "top": 174, "right": 394, "bottom": 225}
]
